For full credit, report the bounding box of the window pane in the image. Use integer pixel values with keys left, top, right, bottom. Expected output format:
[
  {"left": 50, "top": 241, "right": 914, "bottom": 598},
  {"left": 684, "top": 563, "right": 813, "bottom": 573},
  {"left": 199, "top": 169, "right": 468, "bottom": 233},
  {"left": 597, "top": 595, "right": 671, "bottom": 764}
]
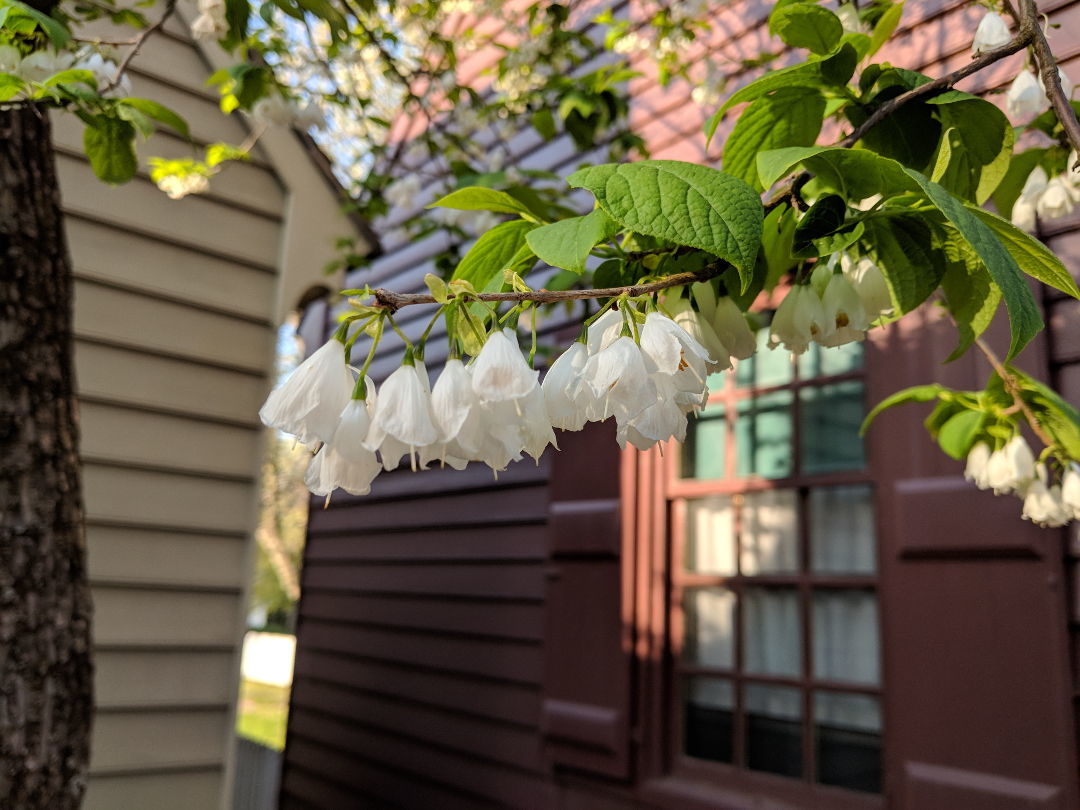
[
  {"left": 810, "top": 485, "right": 876, "bottom": 575},
  {"left": 684, "top": 678, "right": 734, "bottom": 764},
  {"left": 743, "top": 587, "right": 801, "bottom": 677},
  {"left": 812, "top": 591, "right": 880, "bottom": 685},
  {"left": 814, "top": 692, "right": 883, "bottom": 794},
  {"left": 681, "top": 402, "right": 727, "bottom": 479},
  {"left": 798, "top": 341, "right": 864, "bottom": 379},
  {"left": 686, "top": 497, "right": 736, "bottom": 575},
  {"left": 799, "top": 381, "right": 865, "bottom": 474},
  {"left": 740, "top": 489, "right": 798, "bottom": 575},
  {"left": 683, "top": 587, "right": 736, "bottom": 669},
  {"left": 736, "top": 390, "right": 793, "bottom": 479},
  {"left": 745, "top": 684, "right": 802, "bottom": 777},
  {"left": 736, "top": 329, "right": 793, "bottom": 389}
]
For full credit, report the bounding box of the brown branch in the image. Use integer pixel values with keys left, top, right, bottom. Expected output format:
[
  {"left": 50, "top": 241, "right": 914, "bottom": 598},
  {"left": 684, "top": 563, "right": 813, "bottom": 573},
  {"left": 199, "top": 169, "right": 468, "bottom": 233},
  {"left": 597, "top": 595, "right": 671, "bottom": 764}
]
[
  {"left": 1020, "top": 0, "right": 1080, "bottom": 160},
  {"left": 368, "top": 261, "right": 729, "bottom": 313},
  {"left": 100, "top": 0, "right": 177, "bottom": 95},
  {"left": 974, "top": 336, "right": 1056, "bottom": 448}
]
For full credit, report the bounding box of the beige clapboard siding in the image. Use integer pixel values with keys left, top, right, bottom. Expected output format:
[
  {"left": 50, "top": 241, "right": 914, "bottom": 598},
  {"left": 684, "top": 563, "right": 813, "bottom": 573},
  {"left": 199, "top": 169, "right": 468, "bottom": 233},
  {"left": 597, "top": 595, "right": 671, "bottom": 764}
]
[
  {"left": 73, "top": 279, "right": 273, "bottom": 374},
  {"left": 84, "top": 768, "right": 223, "bottom": 810},
  {"left": 83, "top": 462, "right": 256, "bottom": 534},
  {"left": 88, "top": 523, "right": 248, "bottom": 591},
  {"left": 75, "top": 341, "right": 266, "bottom": 425},
  {"left": 94, "top": 587, "right": 241, "bottom": 647},
  {"left": 57, "top": 155, "right": 281, "bottom": 268},
  {"left": 90, "top": 709, "right": 229, "bottom": 772},
  {"left": 50, "top": 113, "right": 285, "bottom": 218},
  {"left": 80, "top": 401, "right": 261, "bottom": 479},
  {"left": 96, "top": 649, "right": 237, "bottom": 708},
  {"left": 66, "top": 217, "right": 275, "bottom": 321}
]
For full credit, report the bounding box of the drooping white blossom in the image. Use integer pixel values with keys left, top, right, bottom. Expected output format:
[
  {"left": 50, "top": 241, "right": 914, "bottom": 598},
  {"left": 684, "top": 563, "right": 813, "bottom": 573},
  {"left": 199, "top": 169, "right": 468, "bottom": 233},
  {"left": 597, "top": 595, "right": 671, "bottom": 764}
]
[
  {"left": 365, "top": 359, "right": 439, "bottom": 466},
  {"left": 712, "top": 296, "right": 757, "bottom": 360},
  {"left": 1061, "top": 464, "right": 1080, "bottom": 518},
  {"left": 964, "top": 442, "right": 993, "bottom": 490},
  {"left": 430, "top": 358, "right": 476, "bottom": 442},
  {"left": 17, "top": 49, "right": 71, "bottom": 82},
  {"left": 971, "top": 11, "right": 1011, "bottom": 55},
  {"left": 542, "top": 342, "right": 592, "bottom": 431},
  {"left": 157, "top": 173, "right": 210, "bottom": 200},
  {"left": 1040, "top": 67, "right": 1075, "bottom": 103},
  {"left": 1021, "top": 478, "right": 1070, "bottom": 527},
  {"left": 1006, "top": 69, "right": 1048, "bottom": 120},
  {"left": 769, "top": 285, "right": 827, "bottom": 355},
  {"left": 586, "top": 308, "right": 625, "bottom": 355},
  {"left": 583, "top": 335, "right": 658, "bottom": 424},
  {"left": 259, "top": 338, "right": 352, "bottom": 445},
  {"left": 1012, "top": 166, "right": 1049, "bottom": 231},
  {"left": 471, "top": 329, "right": 538, "bottom": 402},
  {"left": 985, "top": 435, "right": 1036, "bottom": 494},
  {"left": 817, "top": 273, "right": 870, "bottom": 347},
  {"left": 1036, "top": 175, "right": 1080, "bottom": 220}
]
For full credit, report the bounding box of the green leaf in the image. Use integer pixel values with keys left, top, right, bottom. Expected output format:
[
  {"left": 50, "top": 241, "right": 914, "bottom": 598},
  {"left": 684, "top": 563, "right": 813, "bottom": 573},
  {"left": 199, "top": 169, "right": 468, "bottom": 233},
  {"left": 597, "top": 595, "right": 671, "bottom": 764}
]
[
  {"left": 119, "top": 98, "right": 191, "bottom": 139},
  {"left": 940, "top": 236, "right": 1001, "bottom": 362},
  {"left": 867, "top": 1, "right": 904, "bottom": 56},
  {"left": 718, "top": 60, "right": 824, "bottom": 114},
  {"left": 1011, "top": 368, "right": 1080, "bottom": 458},
  {"left": 532, "top": 107, "right": 556, "bottom": 140},
  {"left": 757, "top": 145, "right": 916, "bottom": 199},
  {"left": 451, "top": 220, "right": 537, "bottom": 290},
  {"left": 761, "top": 203, "right": 798, "bottom": 290},
  {"left": 793, "top": 194, "right": 846, "bottom": 248},
  {"left": 904, "top": 169, "right": 1041, "bottom": 359},
  {"left": 769, "top": 4, "right": 843, "bottom": 54},
  {"left": 525, "top": 208, "right": 619, "bottom": 274},
  {"left": 927, "top": 96, "right": 1013, "bottom": 203},
  {"left": 969, "top": 207, "right": 1080, "bottom": 299},
  {"left": 863, "top": 215, "right": 945, "bottom": 313},
  {"left": 722, "top": 87, "right": 826, "bottom": 191},
  {"left": 937, "top": 409, "right": 985, "bottom": 459},
  {"left": 42, "top": 69, "right": 96, "bottom": 89},
  {"left": 424, "top": 273, "right": 449, "bottom": 303},
  {"left": 7, "top": 0, "right": 69, "bottom": 46},
  {"left": 861, "top": 383, "right": 946, "bottom": 434},
  {"left": 567, "top": 160, "right": 763, "bottom": 280},
  {"left": 83, "top": 116, "right": 137, "bottom": 185},
  {"left": 990, "top": 148, "right": 1047, "bottom": 222},
  {"left": 429, "top": 186, "right": 539, "bottom": 220}
]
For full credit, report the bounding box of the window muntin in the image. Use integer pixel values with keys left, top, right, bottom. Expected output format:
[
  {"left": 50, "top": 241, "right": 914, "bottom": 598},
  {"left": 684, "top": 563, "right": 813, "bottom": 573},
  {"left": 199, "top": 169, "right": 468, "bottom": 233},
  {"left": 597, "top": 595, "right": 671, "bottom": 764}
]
[{"left": 672, "top": 335, "right": 882, "bottom": 797}]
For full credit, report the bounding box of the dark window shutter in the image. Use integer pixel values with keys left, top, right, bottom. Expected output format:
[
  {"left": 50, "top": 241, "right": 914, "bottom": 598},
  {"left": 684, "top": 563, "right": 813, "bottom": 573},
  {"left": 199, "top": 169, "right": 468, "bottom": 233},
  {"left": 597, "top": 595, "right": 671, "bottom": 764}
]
[
  {"left": 866, "top": 319, "right": 1080, "bottom": 808},
  {"left": 541, "top": 422, "right": 633, "bottom": 779}
]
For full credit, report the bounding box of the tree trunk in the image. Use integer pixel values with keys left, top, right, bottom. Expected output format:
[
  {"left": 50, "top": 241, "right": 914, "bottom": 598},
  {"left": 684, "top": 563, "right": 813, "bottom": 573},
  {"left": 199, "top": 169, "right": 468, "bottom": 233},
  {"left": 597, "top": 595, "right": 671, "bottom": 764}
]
[{"left": 0, "top": 106, "right": 94, "bottom": 808}]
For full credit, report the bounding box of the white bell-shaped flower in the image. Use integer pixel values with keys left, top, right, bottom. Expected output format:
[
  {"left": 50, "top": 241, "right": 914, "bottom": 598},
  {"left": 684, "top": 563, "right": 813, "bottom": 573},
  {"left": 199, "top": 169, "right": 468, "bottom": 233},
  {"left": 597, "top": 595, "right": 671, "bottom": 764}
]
[
  {"left": 583, "top": 336, "right": 658, "bottom": 423},
  {"left": 972, "top": 11, "right": 1011, "bottom": 55},
  {"left": 0, "top": 44, "right": 21, "bottom": 73},
  {"left": 1039, "top": 67, "right": 1074, "bottom": 103},
  {"left": 1021, "top": 479, "right": 1070, "bottom": 527},
  {"left": 712, "top": 297, "right": 757, "bottom": 361},
  {"left": 304, "top": 441, "right": 381, "bottom": 497},
  {"left": 518, "top": 383, "right": 558, "bottom": 461},
  {"left": 1012, "top": 166, "right": 1049, "bottom": 231},
  {"left": 365, "top": 358, "right": 439, "bottom": 464},
  {"left": 543, "top": 342, "right": 592, "bottom": 431},
  {"left": 617, "top": 374, "right": 689, "bottom": 451},
  {"left": 964, "top": 442, "right": 992, "bottom": 490},
  {"left": 1061, "top": 464, "right": 1080, "bottom": 519},
  {"left": 639, "top": 312, "right": 709, "bottom": 377},
  {"left": 471, "top": 329, "right": 538, "bottom": 403},
  {"left": 817, "top": 273, "right": 869, "bottom": 347},
  {"left": 840, "top": 254, "right": 893, "bottom": 320},
  {"left": 17, "top": 49, "right": 72, "bottom": 82},
  {"left": 430, "top": 358, "right": 475, "bottom": 442},
  {"left": 586, "top": 308, "right": 625, "bottom": 355},
  {"left": 666, "top": 295, "right": 730, "bottom": 373},
  {"left": 1036, "top": 175, "right": 1080, "bottom": 220},
  {"left": 1006, "top": 69, "right": 1048, "bottom": 120},
  {"left": 259, "top": 338, "right": 352, "bottom": 446},
  {"left": 985, "top": 435, "right": 1036, "bottom": 494},
  {"left": 769, "top": 285, "right": 827, "bottom": 355}
]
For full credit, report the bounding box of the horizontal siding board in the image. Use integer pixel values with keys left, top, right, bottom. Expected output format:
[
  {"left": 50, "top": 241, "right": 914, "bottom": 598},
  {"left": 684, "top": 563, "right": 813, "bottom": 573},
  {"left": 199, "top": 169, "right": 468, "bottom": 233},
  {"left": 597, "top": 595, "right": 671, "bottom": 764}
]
[
  {"left": 310, "top": 484, "right": 548, "bottom": 533},
  {"left": 75, "top": 341, "right": 267, "bottom": 425},
  {"left": 124, "top": 71, "right": 254, "bottom": 144},
  {"left": 93, "top": 586, "right": 240, "bottom": 646},
  {"left": 90, "top": 709, "right": 228, "bottom": 772},
  {"left": 288, "top": 713, "right": 555, "bottom": 808},
  {"left": 57, "top": 155, "right": 280, "bottom": 267},
  {"left": 289, "top": 680, "right": 543, "bottom": 771},
  {"left": 66, "top": 217, "right": 275, "bottom": 320},
  {"left": 83, "top": 768, "right": 223, "bottom": 810},
  {"left": 299, "top": 591, "right": 545, "bottom": 640},
  {"left": 82, "top": 462, "right": 256, "bottom": 533},
  {"left": 302, "top": 560, "right": 546, "bottom": 600},
  {"left": 87, "top": 524, "right": 246, "bottom": 589},
  {"left": 305, "top": 523, "right": 547, "bottom": 562},
  {"left": 293, "top": 650, "right": 540, "bottom": 727},
  {"left": 95, "top": 650, "right": 236, "bottom": 708},
  {"left": 73, "top": 279, "right": 273, "bottom": 373},
  {"left": 299, "top": 620, "right": 542, "bottom": 684},
  {"left": 79, "top": 401, "right": 262, "bottom": 480}
]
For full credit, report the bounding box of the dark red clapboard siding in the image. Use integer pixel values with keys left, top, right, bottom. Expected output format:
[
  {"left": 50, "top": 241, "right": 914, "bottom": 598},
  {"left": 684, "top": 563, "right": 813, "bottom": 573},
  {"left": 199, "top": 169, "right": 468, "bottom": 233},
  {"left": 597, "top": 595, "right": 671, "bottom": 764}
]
[
  {"left": 303, "top": 524, "right": 548, "bottom": 562},
  {"left": 301, "top": 560, "right": 546, "bottom": 600}
]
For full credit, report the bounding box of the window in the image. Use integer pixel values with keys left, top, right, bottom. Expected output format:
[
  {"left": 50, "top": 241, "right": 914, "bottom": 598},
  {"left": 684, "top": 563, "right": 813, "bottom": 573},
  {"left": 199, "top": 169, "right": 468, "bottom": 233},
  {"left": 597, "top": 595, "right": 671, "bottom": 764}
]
[{"left": 670, "top": 332, "right": 883, "bottom": 797}]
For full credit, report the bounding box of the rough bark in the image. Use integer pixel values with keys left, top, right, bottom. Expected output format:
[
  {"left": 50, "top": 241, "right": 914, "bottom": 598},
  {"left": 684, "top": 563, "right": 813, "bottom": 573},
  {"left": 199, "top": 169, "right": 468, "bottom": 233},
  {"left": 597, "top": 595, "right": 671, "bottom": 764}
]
[{"left": 0, "top": 106, "right": 94, "bottom": 808}]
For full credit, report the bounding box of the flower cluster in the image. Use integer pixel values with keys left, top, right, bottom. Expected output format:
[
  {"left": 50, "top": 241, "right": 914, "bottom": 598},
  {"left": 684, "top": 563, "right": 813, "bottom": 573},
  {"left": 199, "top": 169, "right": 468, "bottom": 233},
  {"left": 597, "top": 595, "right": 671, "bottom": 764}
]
[
  {"left": 1006, "top": 67, "right": 1074, "bottom": 121},
  {"left": 1012, "top": 159, "right": 1080, "bottom": 231},
  {"left": 259, "top": 301, "right": 763, "bottom": 497},
  {"left": 965, "top": 436, "right": 1080, "bottom": 527},
  {"left": 971, "top": 10, "right": 1012, "bottom": 55},
  {"left": 0, "top": 45, "right": 130, "bottom": 95},
  {"left": 768, "top": 255, "right": 892, "bottom": 354},
  {"left": 192, "top": 0, "right": 229, "bottom": 41}
]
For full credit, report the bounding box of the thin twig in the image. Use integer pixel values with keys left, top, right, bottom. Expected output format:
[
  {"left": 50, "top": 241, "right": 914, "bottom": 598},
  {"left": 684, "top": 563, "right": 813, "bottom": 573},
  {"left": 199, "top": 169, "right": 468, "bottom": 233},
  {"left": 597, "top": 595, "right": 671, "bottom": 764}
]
[
  {"left": 974, "top": 336, "right": 1056, "bottom": 448},
  {"left": 100, "top": 0, "right": 177, "bottom": 95},
  {"left": 1019, "top": 0, "right": 1080, "bottom": 160},
  {"left": 368, "top": 261, "right": 728, "bottom": 313}
]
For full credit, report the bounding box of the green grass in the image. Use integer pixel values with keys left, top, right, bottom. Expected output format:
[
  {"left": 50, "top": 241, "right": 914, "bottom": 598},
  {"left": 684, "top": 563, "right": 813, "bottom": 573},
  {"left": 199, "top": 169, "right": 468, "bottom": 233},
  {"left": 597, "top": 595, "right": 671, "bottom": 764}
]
[{"left": 236, "top": 679, "right": 290, "bottom": 751}]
